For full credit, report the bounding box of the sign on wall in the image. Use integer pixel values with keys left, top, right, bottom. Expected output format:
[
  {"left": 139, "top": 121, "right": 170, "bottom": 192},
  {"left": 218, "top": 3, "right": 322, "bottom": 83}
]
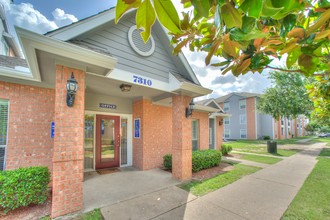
[
  {"left": 99, "top": 103, "right": 117, "bottom": 109},
  {"left": 50, "top": 122, "right": 55, "bottom": 138},
  {"left": 134, "top": 118, "right": 140, "bottom": 138}
]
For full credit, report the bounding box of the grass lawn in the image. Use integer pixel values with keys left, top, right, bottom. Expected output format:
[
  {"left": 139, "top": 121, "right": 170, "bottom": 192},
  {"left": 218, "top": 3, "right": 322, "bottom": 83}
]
[
  {"left": 73, "top": 209, "right": 103, "bottom": 220},
  {"left": 236, "top": 154, "right": 283, "bottom": 164},
  {"left": 281, "top": 156, "right": 330, "bottom": 220},
  {"left": 228, "top": 140, "right": 299, "bottom": 157},
  {"left": 312, "top": 137, "right": 330, "bottom": 146},
  {"left": 180, "top": 164, "right": 261, "bottom": 196}
]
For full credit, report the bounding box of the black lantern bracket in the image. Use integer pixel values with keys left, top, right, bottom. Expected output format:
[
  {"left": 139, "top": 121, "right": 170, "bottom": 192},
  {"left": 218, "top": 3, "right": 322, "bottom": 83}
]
[
  {"left": 66, "top": 72, "right": 78, "bottom": 107},
  {"left": 185, "top": 99, "right": 195, "bottom": 118}
]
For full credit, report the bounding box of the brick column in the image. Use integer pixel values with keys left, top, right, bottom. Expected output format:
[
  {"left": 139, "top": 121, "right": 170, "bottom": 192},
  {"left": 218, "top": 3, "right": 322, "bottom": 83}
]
[
  {"left": 172, "top": 95, "right": 192, "bottom": 181},
  {"left": 51, "top": 65, "right": 85, "bottom": 218}
]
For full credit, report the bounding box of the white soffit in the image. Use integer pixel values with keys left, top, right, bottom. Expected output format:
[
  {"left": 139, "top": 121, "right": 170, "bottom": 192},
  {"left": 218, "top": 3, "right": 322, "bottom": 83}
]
[{"left": 15, "top": 27, "right": 117, "bottom": 82}]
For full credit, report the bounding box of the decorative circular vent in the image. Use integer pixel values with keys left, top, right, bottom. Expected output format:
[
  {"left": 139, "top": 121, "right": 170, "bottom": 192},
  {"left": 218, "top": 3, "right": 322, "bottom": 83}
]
[{"left": 128, "top": 25, "right": 155, "bottom": 56}]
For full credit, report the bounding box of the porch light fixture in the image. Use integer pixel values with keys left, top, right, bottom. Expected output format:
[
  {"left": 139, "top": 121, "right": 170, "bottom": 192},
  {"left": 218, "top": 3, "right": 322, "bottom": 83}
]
[
  {"left": 66, "top": 72, "right": 78, "bottom": 107},
  {"left": 185, "top": 99, "right": 195, "bottom": 118},
  {"left": 120, "top": 84, "right": 132, "bottom": 92}
]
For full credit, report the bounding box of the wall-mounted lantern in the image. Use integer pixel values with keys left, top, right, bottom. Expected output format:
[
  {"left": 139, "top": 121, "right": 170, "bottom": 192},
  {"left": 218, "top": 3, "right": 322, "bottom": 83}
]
[
  {"left": 185, "top": 99, "right": 195, "bottom": 118},
  {"left": 66, "top": 72, "right": 78, "bottom": 107}
]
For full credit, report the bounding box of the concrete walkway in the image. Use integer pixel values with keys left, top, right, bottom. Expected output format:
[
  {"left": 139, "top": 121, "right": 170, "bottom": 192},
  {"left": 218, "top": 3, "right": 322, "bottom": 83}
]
[
  {"left": 100, "top": 143, "right": 325, "bottom": 220},
  {"left": 222, "top": 156, "right": 270, "bottom": 168}
]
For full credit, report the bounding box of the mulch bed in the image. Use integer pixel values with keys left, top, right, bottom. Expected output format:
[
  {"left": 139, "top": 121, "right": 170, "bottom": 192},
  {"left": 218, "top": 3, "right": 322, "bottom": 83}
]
[
  {"left": 0, "top": 194, "right": 51, "bottom": 220},
  {"left": 191, "top": 162, "right": 234, "bottom": 181},
  {"left": 163, "top": 161, "right": 235, "bottom": 181}
]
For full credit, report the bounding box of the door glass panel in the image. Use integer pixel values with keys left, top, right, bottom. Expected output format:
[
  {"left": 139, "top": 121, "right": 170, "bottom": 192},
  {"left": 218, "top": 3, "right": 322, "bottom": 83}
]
[
  {"left": 192, "top": 120, "right": 199, "bottom": 151},
  {"left": 121, "top": 118, "right": 128, "bottom": 165},
  {"left": 101, "top": 119, "right": 115, "bottom": 162},
  {"left": 84, "top": 114, "right": 94, "bottom": 170},
  {"left": 209, "top": 118, "right": 215, "bottom": 149}
]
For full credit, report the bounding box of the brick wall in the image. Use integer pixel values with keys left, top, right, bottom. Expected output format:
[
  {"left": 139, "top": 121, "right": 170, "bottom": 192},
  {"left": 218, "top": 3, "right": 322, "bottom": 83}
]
[
  {"left": 246, "top": 97, "right": 256, "bottom": 139},
  {"left": 51, "top": 65, "right": 85, "bottom": 218},
  {"left": 192, "top": 111, "right": 209, "bottom": 150},
  {"left": 0, "top": 81, "right": 55, "bottom": 170},
  {"left": 132, "top": 99, "right": 172, "bottom": 170}
]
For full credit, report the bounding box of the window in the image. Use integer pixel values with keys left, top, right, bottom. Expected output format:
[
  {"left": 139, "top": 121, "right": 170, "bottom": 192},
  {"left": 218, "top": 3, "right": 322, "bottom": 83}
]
[
  {"left": 0, "top": 99, "right": 9, "bottom": 171},
  {"left": 239, "top": 99, "right": 246, "bottom": 110},
  {"left": 240, "top": 114, "right": 246, "bottom": 124},
  {"left": 224, "top": 117, "right": 230, "bottom": 125},
  {"left": 224, "top": 102, "right": 230, "bottom": 111},
  {"left": 240, "top": 129, "right": 247, "bottom": 139},
  {"left": 192, "top": 120, "right": 199, "bottom": 151},
  {"left": 224, "top": 129, "right": 230, "bottom": 139},
  {"left": 281, "top": 119, "right": 284, "bottom": 125},
  {"left": 281, "top": 127, "right": 284, "bottom": 136},
  {"left": 288, "top": 120, "right": 291, "bottom": 126}
]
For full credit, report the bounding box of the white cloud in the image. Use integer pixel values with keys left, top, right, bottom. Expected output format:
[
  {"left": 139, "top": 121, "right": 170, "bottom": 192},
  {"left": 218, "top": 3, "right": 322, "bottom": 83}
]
[
  {"left": 52, "top": 8, "right": 78, "bottom": 27},
  {"left": 0, "top": 0, "right": 77, "bottom": 34}
]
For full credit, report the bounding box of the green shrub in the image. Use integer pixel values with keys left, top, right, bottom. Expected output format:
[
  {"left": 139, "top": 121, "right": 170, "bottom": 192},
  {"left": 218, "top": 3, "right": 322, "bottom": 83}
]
[
  {"left": 263, "top": 136, "right": 271, "bottom": 140},
  {"left": 221, "top": 144, "right": 233, "bottom": 155},
  {"left": 0, "top": 166, "right": 50, "bottom": 213},
  {"left": 163, "top": 150, "right": 222, "bottom": 173},
  {"left": 163, "top": 154, "right": 172, "bottom": 170},
  {"left": 192, "top": 150, "right": 222, "bottom": 172}
]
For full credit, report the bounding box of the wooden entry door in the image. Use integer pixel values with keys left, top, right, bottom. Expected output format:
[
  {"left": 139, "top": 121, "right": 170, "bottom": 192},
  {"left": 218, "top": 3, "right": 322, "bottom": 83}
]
[{"left": 95, "top": 115, "right": 120, "bottom": 169}]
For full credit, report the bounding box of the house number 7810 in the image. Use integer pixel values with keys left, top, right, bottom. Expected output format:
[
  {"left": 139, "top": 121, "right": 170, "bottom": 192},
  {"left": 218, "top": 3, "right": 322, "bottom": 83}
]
[{"left": 133, "top": 75, "right": 152, "bottom": 86}]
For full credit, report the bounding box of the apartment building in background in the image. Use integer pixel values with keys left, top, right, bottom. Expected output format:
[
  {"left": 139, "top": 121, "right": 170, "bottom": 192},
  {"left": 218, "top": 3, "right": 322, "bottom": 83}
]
[{"left": 215, "top": 92, "right": 306, "bottom": 140}]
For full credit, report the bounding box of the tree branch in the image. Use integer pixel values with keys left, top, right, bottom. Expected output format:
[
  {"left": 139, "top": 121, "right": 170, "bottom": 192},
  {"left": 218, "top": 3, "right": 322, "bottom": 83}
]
[{"left": 265, "top": 66, "right": 304, "bottom": 73}]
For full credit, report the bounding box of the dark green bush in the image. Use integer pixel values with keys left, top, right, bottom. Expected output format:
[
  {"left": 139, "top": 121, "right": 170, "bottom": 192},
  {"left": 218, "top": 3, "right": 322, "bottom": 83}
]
[
  {"left": 163, "top": 150, "right": 222, "bottom": 173},
  {"left": 0, "top": 166, "right": 50, "bottom": 213},
  {"left": 192, "top": 150, "right": 222, "bottom": 172},
  {"left": 263, "top": 136, "right": 271, "bottom": 140},
  {"left": 163, "top": 154, "right": 172, "bottom": 170},
  {"left": 221, "top": 144, "right": 233, "bottom": 155}
]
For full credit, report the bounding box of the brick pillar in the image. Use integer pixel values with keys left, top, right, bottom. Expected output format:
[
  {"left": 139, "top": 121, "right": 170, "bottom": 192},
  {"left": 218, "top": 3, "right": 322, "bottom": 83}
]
[
  {"left": 172, "top": 95, "right": 192, "bottom": 181},
  {"left": 51, "top": 65, "right": 85, "bottom": 218}
]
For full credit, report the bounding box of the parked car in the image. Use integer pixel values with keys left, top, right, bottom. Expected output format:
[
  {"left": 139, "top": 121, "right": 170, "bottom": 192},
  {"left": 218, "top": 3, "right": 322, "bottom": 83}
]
[{"left": 318, "top": 133, "right": 330, "bottom": 138}]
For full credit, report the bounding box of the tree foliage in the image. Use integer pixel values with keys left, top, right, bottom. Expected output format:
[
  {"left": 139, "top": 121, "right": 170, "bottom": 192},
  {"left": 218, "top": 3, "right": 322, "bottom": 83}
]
[
  {"left": 116, "top": 0, "right": 330, "bottom": 76},
  {"left": 257, "top": 71, "right": 313, "bottom": 120},
  {"left": 306, "top": 74, "right": 330, "bottom": 126}
]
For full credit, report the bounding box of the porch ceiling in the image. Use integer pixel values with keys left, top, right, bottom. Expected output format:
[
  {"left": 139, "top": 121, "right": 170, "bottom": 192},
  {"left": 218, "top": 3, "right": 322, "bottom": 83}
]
[{"left": 85, "top": 74, "right": 171, "bottom": 99}]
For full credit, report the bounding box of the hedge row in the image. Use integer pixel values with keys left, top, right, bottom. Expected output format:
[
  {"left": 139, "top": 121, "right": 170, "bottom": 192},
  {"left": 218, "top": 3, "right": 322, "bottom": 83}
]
[
  {"left": 0, "top": 166, "right": 50, "bottom": 213},
  {"left": 221, "top": 144, "right": 233, "bottom": 155},
  {"left": 163, "top": 149, "right": 222, "bottom": 172}
]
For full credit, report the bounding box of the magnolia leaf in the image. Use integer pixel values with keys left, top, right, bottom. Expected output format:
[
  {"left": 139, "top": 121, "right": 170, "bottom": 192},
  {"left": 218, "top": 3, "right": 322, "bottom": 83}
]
[
  {"left": 154, "top": 0, "right": 181, "bottom": 34},
  {"left": 240, "top": 0, "right": 262, "bottom": 18},
  {"left": 223, "top": 34, "right": 239, "bottom": 59},
  {"left": 280, "top": 39, "right": 299, "bottom": 54},
  {"left": 211, "top": 61, "right": 231, "bottom": 67},
  {"left": 236, "top": 58, "right": 251, "bottom": 74},
  {"left": 242, "top": 16, "right": 256, "bottom": 34},
  {"left": 315, "top": 30, "right": 330, "bottom": 40},
  {"left": 191, "top": 0, "right": 210, "bottom": 18},
  {"left": 205, "top": 38, "right": 221, "bottom": 65},
  {"left": 298, "top": 54, "right": 318, "bottom": 75},
  {"left": 261, "top": 0, "right": 283, "bottom": 17},
  {"left": 136, "top": 0, "right": 156, "bottom": 43},
  {"left": 287, "top": 27, "right": 305, "bottom": 39},
  {"left": 230, "top": 28, "right": 267, "bottom": 42},
  {"left": 272, "top": 0, "right": 305, "bottom": 20},
  {"left": 286, "top": 47, "right": 301, "bottom": 68},
  {"left": 116, "top": 0, "right": 141, "bottom": 23},
  {"left": 261, "top": 40, "right": 283, "bottom": 47},
  {"left": 221, "top": 66, "right": 233, "bottom": 75},
  {"left": 221, "top": 3, "right": 242, "bottom": 29},
  {"left": 307, "top": 8, "right": 330, "bottom": 35}
]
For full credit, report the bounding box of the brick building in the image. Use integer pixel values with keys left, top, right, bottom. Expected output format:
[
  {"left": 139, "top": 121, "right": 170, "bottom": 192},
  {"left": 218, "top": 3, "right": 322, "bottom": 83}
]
[
  {"left": 0, "top": 9, "right": 228, "bottom": 218},
  {"left": 215, "top": 92, "right": 305, "bottom": 140}
]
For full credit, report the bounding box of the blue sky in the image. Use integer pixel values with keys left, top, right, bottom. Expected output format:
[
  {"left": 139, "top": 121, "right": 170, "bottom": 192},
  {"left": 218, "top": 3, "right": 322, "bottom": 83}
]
[{"left": 2, "top": 0, "right": 272, "bottom": 98}]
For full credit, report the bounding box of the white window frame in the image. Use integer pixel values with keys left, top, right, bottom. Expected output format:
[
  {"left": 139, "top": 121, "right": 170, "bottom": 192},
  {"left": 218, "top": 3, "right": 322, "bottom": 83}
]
[
  {"left": 192, "top": 119, "right": 199, "bottom": 151},
  {"left": 240, "top": 114, "right": 246, "bottom": 124},
  {"left": 224, "top": 102, "right": 230, "bottom": 111},
  {"left": 224, "top": 117, "right": 230, "bottom": 125},
  {"left": 239, "top": 99, "right": 246, "bottom": 110},
  {"left": 0, "top": 99, "right": 9, "bottom": 171},
  {"left": 240, "top": 129, "right": 247, "bottom": 139},
  {"left": 224, "top": 129, "right": 230, "bottom": 139}
]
